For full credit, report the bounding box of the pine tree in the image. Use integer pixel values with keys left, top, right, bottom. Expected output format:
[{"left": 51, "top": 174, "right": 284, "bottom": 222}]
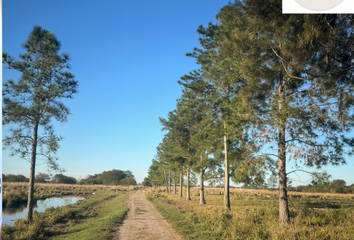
[
  {"left": 156, "top": 137, "right": 181, "bottom": 193},
  {"left": 187, "top": 21, "right": 254, "bottom": 209},
  {"left": 2, "top": 25, "right": 78, "bottom": 222},
  {"left": 186, "top": 22, "right": 232, "bottom": 209},
  {"left": 146, "top": 159, "right": 166, "bottom": 187},
  {"left": 160, "top": 113, "right": 192, "bottom": 200},
  {"left": 178, "top": 69, "right": 223, "bottom": 204}
]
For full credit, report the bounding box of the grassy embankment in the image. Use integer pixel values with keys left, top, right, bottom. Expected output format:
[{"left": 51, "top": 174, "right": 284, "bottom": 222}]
[
  {"left": 146, "top": 187, "right": 354, "bottom": 240},
  {"left": 2, "top": 183, "right": 139, "bottom": 239},
  {"left": 2, "top": 182, "right": 139, "bottom": 208}
]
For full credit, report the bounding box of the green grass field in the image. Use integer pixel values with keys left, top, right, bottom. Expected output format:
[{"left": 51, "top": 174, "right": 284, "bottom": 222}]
[{"left": 146, "top": 187, "right": 354, "bottom": 240}]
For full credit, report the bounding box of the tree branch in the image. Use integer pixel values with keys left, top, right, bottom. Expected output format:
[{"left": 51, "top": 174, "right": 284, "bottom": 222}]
[
  {"left": 286, "top": 138, "right": 329, "bottom": 147},
  {"left": 286, "top": 169, "right": 315, "bottom": 176},
  {"left": 271, "top": 47, "right": 354, "bottom": 80},
  {"left": 286, "top": 84, "right": 319, "bottom": 100}
]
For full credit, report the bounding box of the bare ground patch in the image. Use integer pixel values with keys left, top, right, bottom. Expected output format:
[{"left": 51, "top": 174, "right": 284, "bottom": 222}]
[{"left": 112, "top": 190, "right": 181, "bottom": 240}]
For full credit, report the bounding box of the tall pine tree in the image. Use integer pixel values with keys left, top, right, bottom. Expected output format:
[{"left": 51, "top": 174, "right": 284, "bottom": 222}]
[{"left": 2, "top": 25, "right": 78, "bottom": 222}]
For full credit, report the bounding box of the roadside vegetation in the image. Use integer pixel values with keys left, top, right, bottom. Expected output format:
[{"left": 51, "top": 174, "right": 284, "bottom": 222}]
[
  {"left": 2, "top": 190, "right": 131, "bottom": 240},
  {"left": 146, "top": 187, "right": 354, "bottom": 240},
  {"left": 2, "top": 182, "right": 139, "bottom": 208}
]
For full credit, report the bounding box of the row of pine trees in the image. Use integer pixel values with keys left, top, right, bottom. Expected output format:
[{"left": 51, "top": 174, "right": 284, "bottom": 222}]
[{"left": 145, "top": 0, "right": 354, "bottom": 224}]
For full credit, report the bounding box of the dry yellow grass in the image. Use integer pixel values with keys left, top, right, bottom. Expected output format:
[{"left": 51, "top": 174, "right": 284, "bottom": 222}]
[
  {"left": 146, "top": 186, "right": 354, "bottom": 239},
  {"left": 152, "top": 186, "right": 354, "bottom": 199}
]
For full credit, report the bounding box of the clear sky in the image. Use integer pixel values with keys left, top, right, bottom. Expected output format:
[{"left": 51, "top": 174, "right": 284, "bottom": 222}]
[{"left": 2, "top": 0, "right": 354, "bottom": 185}]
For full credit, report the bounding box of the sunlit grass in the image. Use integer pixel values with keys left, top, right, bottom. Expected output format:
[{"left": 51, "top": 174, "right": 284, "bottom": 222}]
[{"left": 146, "top": 187, "right": 354, "bottom": 240}]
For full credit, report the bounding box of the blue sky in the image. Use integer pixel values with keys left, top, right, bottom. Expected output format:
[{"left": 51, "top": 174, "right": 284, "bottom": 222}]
[{"left": 2, "top": 0, "right": 353, "bottom": 185}]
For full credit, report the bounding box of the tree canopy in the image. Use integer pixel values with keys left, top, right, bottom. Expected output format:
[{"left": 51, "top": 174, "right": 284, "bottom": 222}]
[
  {"left": 52, "top": 174, "right": 77, "bottom": 184},
  {"left": 77, "top": 169, "right": 137, "bottom": 186}
]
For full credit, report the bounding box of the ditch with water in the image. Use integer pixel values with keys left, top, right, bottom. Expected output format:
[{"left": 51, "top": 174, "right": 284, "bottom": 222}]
[{"left": 2, "top": 195, "right": 85, "bottom": 226}]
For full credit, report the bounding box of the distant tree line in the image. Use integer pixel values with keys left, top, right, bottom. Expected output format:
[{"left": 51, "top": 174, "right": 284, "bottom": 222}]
[
  {"left": 3, "top": 174, "right": 30, "bottom": 183},
  {"left": 238, "top": 171, "right": 354, "bottom": 194},
  {"left": 289, "top": 172, "right": 354, "bottom": 194},
  {"left": 3, "top": 169, "right": 137, "bottom": 186},
  {"left": 2, "top": 173, "right": 77, "bottom": 184},
  {"left": 77, "top": 170, "right": 137, "bottom": 186},
  {"left": 290, "top": 181, "right": 354, "bottom": 194}
]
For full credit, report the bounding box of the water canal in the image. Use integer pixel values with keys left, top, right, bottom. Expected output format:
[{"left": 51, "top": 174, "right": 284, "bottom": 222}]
[{"left": 2, "top": 196, "right": 85, "bottom": 226}]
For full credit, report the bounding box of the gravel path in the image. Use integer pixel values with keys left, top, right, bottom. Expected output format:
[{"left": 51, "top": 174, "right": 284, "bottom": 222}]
[{"left": 113, "top": 190, "right": 181, "bottom": 240}]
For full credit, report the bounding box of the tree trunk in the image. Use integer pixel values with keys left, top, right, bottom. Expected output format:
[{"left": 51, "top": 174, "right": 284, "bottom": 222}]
[
  {"left": 223, "top": 134, "right": 230, "bottom": 209},
  {"left": 169, "top": 171, "right": 171, "bottom": 193},
  {"left": 278, "top": 78, "right": 289, "bottom": 224},
  {"left": 200, "top": 168, "right": 206, "bottom": 204},
  {"left": 186, "top": 166, "right": 191, "bottom": 200},
  {"left": 223, "top": 84, "right": 230, "bottom": 210},
  {"left": 163, "top": 169, "right": 168, "bottom": 193},
  {"left": 25, "top": 121, "right": 39, "bottom": 223},
  {"left": 278, "top": 125, "right": 289, "bottom": 224},
  {"left": 174, "top": 179, "right": 176, "bottom": 194},
  {"left": 180, "top": 168, "right": 183, "bottom": 197}
]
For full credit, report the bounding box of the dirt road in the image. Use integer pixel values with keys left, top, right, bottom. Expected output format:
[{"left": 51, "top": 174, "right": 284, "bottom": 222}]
[{"left": 113, "top": 190, "right": 181, "bottom": 240}]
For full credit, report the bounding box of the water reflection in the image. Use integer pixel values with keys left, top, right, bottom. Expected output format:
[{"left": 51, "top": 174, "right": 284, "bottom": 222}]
[
  {"left": 2, "top": 202, "right": 38, "bottom": 215},
  {"left": 2, "top": 196, "right": 84, "bottom": 226}
]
